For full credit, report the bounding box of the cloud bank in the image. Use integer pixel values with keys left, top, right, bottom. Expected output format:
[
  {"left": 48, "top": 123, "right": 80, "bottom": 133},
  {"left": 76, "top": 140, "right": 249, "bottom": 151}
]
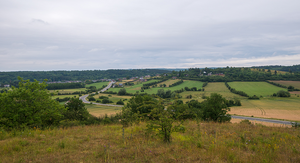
[{"left": 0, "top": 0, "right": 300, "bottom": 71}]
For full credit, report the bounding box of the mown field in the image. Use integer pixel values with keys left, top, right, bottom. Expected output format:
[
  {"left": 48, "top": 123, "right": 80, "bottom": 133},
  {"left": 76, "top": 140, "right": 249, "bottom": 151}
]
[
  {"left": 1, "top": 121, "right": 299, "bottom": 162},
  {"left": 227, "top": 82, "right": 286, "bottom": 97},
  {"left": 269, "top": 80, "right": 300, "bottom": 89},
  {"left": 86, "top": 82, "right": 109, "bottom": 89}
]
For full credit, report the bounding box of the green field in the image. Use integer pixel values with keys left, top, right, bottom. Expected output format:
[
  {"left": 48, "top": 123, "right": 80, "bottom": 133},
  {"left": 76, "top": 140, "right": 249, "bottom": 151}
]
[
  {"left": 86, "top": 82, "right": 109, "bottom": 89},
  {"left": 108, "top": 80, "right": 204, "bottom": 94},
  {"left": 51, "top": 94, "right": 79, "bottom": 99},
  {"left": 227, "top": 82, "right": 287, "bottom": 97}
]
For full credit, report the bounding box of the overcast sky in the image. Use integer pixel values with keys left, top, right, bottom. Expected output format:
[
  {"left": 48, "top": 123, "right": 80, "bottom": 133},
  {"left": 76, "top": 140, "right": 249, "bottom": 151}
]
[{"left": 1, "top": 0, "right": 300, "bottom": 71}]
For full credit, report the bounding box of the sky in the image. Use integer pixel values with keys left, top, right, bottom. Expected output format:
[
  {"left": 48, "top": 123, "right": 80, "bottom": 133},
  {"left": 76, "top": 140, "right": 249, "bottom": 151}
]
[{"left": 1, "top": 0, "right": 300, "bottom": 71}]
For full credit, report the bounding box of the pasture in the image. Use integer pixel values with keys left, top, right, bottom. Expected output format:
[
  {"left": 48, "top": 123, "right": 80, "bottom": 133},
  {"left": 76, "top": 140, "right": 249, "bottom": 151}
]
[
  {"left": 269, "top": 80, "right": 300, "bottom": 89},
  {"left": 227, "top": 82, "right": 286, "bottom": 97},
  {"left": 86, "top": 82, "right": 109, "bottom": 89}
]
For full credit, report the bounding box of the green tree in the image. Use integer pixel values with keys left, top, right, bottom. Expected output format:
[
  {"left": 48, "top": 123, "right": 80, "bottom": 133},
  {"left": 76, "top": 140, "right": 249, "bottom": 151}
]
[
  {"left": 118, "top": 88, "right": 127, "bottom": 95},
  {"left": 201, "top": 93, "right": 231, "bottom": 122},
  {"left": 64, "top": 97, "right": 89, "bottom": 121},
  {"left": 0, "top": 77, "right": 65, "bottom": 129}
]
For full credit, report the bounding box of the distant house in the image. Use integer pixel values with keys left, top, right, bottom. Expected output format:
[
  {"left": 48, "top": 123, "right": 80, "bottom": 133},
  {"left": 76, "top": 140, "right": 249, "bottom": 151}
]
[
  {"left": 145, "top": 75, "right": 151, "bottom": 78},
  {"left": 172, "top": 77, "right": 177, "bottom": 79},
  {"left": 215, "top": 73, "right": 225, "bottom": 76},
  {"left": 4, "top": 85, "right": 10, "bottom": 88},
  {"left": 118, "top": 83, "right": 123, "bottom": 87}
]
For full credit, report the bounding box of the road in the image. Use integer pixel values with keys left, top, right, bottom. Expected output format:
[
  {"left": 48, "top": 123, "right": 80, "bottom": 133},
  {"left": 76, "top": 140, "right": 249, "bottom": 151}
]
[
  {"left": 79, "top": 81, "right": 123, "bottom": 107},
  {"left": 231, "top": 115, "right": 292, "bottom": 125}
]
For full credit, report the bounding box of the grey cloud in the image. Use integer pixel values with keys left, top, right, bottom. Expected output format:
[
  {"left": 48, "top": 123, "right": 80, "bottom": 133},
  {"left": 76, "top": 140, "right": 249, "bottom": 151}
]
[{"left": 0, "top": 0, "right": 300, "bottom": 71}]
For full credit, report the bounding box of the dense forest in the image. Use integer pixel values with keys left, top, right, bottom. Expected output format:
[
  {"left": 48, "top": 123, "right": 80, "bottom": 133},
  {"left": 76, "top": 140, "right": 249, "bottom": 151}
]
[
  {"left": 252, "top": 64, "right": 300, "bottom": 73},
  {"left": 0, "top": 69, "right": 170, "bottom": 85}
]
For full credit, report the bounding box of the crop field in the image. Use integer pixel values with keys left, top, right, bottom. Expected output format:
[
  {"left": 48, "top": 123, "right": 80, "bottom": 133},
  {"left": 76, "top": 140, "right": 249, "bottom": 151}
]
[
  {"left": 86, "top": 104, "right": 122, "bottom": 117},
  {"left": 229, "top": 97, "right": 300, "bottom": 121},
  {"left": 269, "top": 80, "right": 300, "bottom": 89},
  {"left": 49, "top": 88, "right": 87, "bottom": 94},
  {"left": 86, "top": 82, "right": 109, "bottom": 89},
  {"left": 227, "top": 82, "right": 286, "bottom": 97}
]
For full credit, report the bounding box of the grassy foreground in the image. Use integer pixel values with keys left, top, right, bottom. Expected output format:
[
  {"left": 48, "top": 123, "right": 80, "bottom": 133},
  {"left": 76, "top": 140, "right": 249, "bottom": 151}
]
[{"left": 1, "top": 121, "right": 299, "bottom": 162}]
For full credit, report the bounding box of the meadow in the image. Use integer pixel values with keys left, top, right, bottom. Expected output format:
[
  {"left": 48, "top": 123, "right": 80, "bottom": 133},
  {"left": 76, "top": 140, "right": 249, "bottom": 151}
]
[
  {"left": 0, "top": 121, "right": 299, "bottom": 162},
  {"left": 227, "top": 82, "right": 287, "bottom": 97},
  {"left": 86, "top": 82, "right": 109, "bottom": 89},
  {"left": 269, "top": 80, "right": 300, "bottom": 89}
]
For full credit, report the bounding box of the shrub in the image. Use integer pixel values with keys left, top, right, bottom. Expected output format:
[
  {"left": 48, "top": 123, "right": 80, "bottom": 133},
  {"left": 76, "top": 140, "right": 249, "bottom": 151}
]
[
  {"left": 64, "top": 97, "right": 90, "bottom": 121},
  {"left": 0, "top": 77, "right": 65, "bottom": 129},
  {"left": 277, "top": 90, "right": 290, "bottom": 97},
  {"left": 116, "top": 100, "right": 124, "bottom": 105}
]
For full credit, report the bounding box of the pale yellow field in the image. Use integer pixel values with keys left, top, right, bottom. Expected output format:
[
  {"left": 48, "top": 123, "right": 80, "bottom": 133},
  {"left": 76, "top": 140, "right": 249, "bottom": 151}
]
[
  {"left": 230, "top": 98, "right": 300, "bottom": 121},
  {"left": 230, "top": 118, "right": 291, "bottom": 127},
  {"left": 86, "top": 104, "right": 122, "bottom": 117},
  {"left": 159, "top": 79, "right": 180, "bottom": 87}
]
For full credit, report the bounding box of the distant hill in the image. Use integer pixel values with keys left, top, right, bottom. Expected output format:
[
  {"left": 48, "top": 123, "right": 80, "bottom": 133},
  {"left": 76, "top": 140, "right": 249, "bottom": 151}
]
[
  {"left": 0, "top": 69, "right": 171, "bottom": 85},
  {"left": 252, "top": 65, "right": 300, "bottom": 72}
]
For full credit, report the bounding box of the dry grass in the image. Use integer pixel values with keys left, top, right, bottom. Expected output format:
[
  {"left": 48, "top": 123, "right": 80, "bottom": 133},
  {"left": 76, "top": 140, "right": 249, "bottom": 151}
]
[
  {"left": 269, "top": 80, "right": 300, "bottom": 89},
  {"left": 1, "top": 121, "right": 299, "bottom": 163},
  {"left": 86, "top": 104, "right": 122, "bottom": 117}
]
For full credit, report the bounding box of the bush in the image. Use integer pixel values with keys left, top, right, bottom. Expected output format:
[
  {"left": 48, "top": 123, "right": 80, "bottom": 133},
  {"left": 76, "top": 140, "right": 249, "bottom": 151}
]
[
  {"left": 0, "top": 77, "right": 65, "bottom": 129},
  {"left": 248, "top": 95, "right": 260, "bottom": 100},
  {"left": 64, "top": 97, "right": 90, "bottom": 121},
  {"left": 116, "top": 100, "right": 124, "bottom": 105},
  {"left": 99, "top": 96, "right": 108, "bottom": 99},
  {"left": 102, "top": 98, "right": 113, "bottom": 104},
  {"left": 277, "top": 90, "right": 290, "bottom": 97}
]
